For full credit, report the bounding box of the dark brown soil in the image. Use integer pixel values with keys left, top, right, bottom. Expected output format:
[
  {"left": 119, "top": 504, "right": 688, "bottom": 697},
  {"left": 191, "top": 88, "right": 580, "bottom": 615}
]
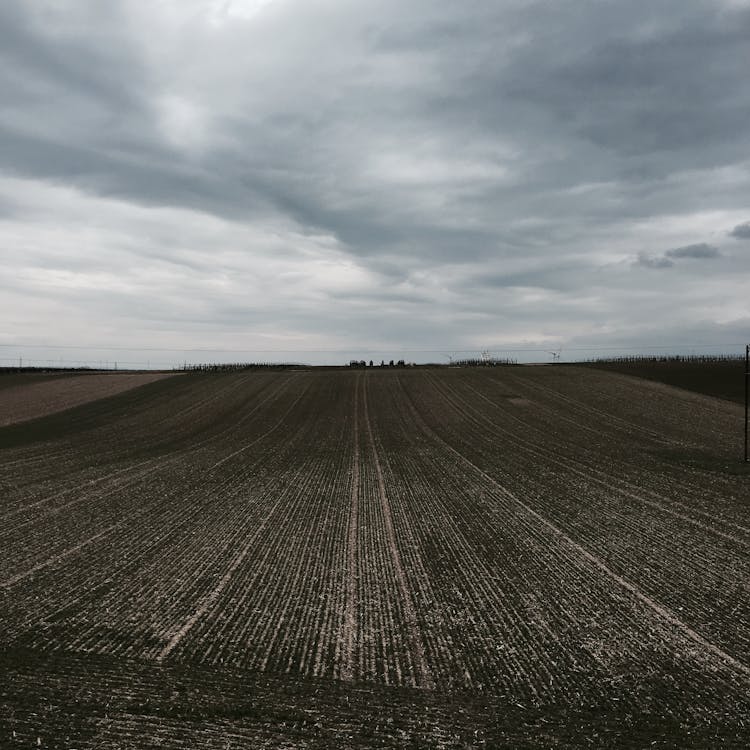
[
  {"left": 584, "top": 359, "right": 746, "bottom": 403},
  {"left": 1, "top": 368, "right": 748, "bottom": 748},
  {"left": 0, "top": 372, "right": 179, "bottom": 427}
]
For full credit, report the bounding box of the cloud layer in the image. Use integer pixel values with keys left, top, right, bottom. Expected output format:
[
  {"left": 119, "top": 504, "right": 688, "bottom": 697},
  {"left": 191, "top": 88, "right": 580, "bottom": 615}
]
[
  {"left": 730, "top": 222, "right": 750, "bottom": 239},
  {"left": 1, "top": 0, "right": 749, "bottom": 365}
]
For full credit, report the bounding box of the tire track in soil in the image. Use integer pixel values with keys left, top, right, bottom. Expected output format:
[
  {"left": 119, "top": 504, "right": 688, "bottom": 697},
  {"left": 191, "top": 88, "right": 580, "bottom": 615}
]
[
  {"left": 0, "top": 378, "right": 310, "bottom": 592},
  {"left": 340, "top": 373, "right": 361, "bottom": 683},
  {"left": 145, "top": 376, "right": 352, "bottom": 676},
  {"left": 456, "top": 375, "right": 750, "bottom": 546},
  {"left": 0, "top": 375, "right": 295, "bottom": 552},
  {"left": 501, "top": 368, "right": 691, "bottom": 449},
  {"left": 0, "top": 459, "right": 176, "bottom": 542},
  {"left": 0, "top": 523, "right": 124, "bottom": 589},
  {"left": 400, "top": 376, "right": 750, "bottom": 680},
  {"left": 0, "top": 373, "right": 289, "bottom": 526},
  {"left": 362, "top": 375, "right": 434, "bottom": 690},
  {"left": 419, "top": 372, "right": 750, "bottom": 664},
  {"left": 473, "top": 370, "right": 750, "bottom": 531},
  {"left": 0, "top": 373, "right": 258, "bottom": 518},
  {"left": 155, "top": 382, "right": 315, "bottom": 662},
  {"left": 383, "top": 379, "right": 563, "bottom": 695},
  {"left": 9, "top": 385, "right": 319, "bottom": 651},
  {"left": 156, "top": 507, "right": 285, "bottom": 662}
]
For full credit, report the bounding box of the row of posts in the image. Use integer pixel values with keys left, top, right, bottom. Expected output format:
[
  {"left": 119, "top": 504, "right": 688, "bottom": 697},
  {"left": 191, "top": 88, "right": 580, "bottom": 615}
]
[{"left": 745, "top": 344, "right": 749, "bottom": 462}]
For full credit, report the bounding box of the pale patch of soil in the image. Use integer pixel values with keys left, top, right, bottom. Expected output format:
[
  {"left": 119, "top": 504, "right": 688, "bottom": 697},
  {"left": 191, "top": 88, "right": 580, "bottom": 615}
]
[
  {"left": 0, "top": 372, "right": 177, "bottom": 427},
  {"left": 508, "top": 397, "right": 531, "bottom": 406}
]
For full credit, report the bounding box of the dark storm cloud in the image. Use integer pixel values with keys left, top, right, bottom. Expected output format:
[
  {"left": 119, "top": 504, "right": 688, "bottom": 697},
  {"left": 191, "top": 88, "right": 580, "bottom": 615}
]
[
  {"left": 0, "top": 2, "right": 279, "bottom": 223},
  {"left": 1, "top": 0, "right": 749, "bottom": 362},
  {"left": 512, "top": 14, "right": 750, "bottom": 160},
  {"left": 635, "top": 254, "right": 674, "bottom": 270},
  {"left": 635, "top": 243, "right": 721, "bottom": 269},
  {"left": 2, "top": 2, "right": 748, "bottom": 226},
  {"left": 0, "top": 4, "right": 142, "bottom": 110},
  {"left": 665, "top": 243, "right": 720, "bottom": 259},
  {"left": 467, "top": 259, "right": 607, "bottom": 293},
  {"left": 729, "top": 222, "right": 750, "bottom": 239}
]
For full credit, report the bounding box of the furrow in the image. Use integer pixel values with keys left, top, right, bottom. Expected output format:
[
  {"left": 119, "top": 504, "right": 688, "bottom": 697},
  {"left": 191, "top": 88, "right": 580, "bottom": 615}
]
[
  {"left": 402, "top": 373, "right": 750, "bottom": 679},
  {"left": 341, "top": 373, "right": 361, "bottom": 682},
  {"left": 361, "top": 375, "right": 434, "bottom": 690}
]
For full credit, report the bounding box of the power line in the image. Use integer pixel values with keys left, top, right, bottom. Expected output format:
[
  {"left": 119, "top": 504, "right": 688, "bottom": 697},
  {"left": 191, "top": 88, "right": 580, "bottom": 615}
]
[
  {"left": 0, "top": 357, "right": 176, "bottom": 367},
  {"left": 0, "top": 343, "right": 746, "bottom": 353}
]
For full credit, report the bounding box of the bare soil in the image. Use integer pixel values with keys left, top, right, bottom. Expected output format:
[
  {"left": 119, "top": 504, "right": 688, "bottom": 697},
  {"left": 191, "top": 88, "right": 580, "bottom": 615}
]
[
  {"left": 0, "top": 372, "right": 178, "bottom": 427},
  {"left": 0, "top": 367, "right": 748, "bottom": 748},
  {"left": 585, "top": 359, "right": 746, "bottom": 403}
]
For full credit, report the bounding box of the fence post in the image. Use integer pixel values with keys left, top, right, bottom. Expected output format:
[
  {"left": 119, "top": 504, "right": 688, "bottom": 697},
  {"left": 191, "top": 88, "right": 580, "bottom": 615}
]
[{"left": 745, "top": 344, "right": 749, "bottom": 462}]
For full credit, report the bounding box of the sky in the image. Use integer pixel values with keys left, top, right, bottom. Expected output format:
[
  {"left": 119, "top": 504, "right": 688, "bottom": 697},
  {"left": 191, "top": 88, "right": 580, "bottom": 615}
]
[{"left": 1, "top": 0, "right": 749, "bottom": 367}]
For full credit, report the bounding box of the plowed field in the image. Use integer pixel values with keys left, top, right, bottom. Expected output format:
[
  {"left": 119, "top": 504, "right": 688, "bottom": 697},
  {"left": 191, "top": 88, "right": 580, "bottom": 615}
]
[
  {"left": 0, "top": 371, "right": 177, "bottom": 427},
  {"left": 1, "top": 367, "right": 748, "bottom": 748}
]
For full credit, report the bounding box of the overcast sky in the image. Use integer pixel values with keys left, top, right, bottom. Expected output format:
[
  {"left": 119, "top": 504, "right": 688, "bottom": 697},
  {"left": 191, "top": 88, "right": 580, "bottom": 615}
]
[{"left": 1, "top": 0, "right": 749, "bottom": 366}]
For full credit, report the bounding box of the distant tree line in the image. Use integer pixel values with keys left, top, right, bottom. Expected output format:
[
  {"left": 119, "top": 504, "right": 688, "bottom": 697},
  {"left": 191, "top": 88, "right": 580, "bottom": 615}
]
[
  {"left": 348, "top": 359, "right": 410, "bottom": 368},
  {"left": 348, "top": 357, "right": 518, "bottom": 368},
  {"left": 182, "top": 362, "right": 305, "bottom": 372},
  {"left": 0, "top": 366, "right": 95, "bottom": 375},
  {"left": 586, "top": 354, "right": 743, "bottom": 364},
  {"left": 451, "top": 357, "right": 518, "bottom": 367}
]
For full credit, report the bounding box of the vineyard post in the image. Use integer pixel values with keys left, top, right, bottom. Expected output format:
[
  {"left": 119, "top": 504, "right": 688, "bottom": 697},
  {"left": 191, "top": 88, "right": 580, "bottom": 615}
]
[{"left": 745, "top": 343, "right": 749, "bottom": 462}]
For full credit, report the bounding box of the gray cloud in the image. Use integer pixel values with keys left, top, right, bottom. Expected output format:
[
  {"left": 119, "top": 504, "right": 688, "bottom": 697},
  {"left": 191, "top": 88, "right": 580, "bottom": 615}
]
[
  {"left": 1, "top": 0, "right": 749, "bottom": 364},
  {"left": 635, "top": 242, "right": 721, "bottom": 269},
  {"left": 635, "top": 254, "right": 675, "bottom": 269},
  {"left": 729, "top": 222, "right": 750, "bottom": 239},
  {"left": 665, "top": 243, "right": 720, "bottom": 259}
]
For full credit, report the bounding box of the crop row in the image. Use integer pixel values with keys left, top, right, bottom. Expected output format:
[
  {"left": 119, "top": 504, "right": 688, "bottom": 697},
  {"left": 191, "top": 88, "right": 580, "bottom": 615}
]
[
  {"left": 463, "top": 369, "right": 750, "bottom": 536},
  {"left": 1, "top": 367, "right": 748, "bottom": 718},
  {"left": 0, "top": 375, "right": 313, "bottom": 641},
  {"left": 398, "top": 369, "right": 750, "bottom": 668}
]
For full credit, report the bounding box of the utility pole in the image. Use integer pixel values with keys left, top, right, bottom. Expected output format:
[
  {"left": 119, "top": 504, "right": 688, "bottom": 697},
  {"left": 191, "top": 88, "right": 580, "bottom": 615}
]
[{"left": 745, "top": 344, "right": 749, "bottom": 462}]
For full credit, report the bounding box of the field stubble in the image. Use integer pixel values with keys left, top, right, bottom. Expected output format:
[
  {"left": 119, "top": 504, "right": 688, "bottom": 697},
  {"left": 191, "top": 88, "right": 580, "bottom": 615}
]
[{"left": 1, "top": 366, "right": 749, "bottom": 747}]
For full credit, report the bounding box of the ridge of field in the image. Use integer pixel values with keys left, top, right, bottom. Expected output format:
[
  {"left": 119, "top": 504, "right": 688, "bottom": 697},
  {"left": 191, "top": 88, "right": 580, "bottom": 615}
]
[
  {"left": 0, "top": 372, "right": 82, "bottom": 392},
  {"left": 0, "top": 371, "right": 179, "bottom": 427},
  {"left": 584, "top": 359, "right": 745, "bottom": 404},
  {"left": 1, "top": 368, "right": 748, "bottom": 748}
]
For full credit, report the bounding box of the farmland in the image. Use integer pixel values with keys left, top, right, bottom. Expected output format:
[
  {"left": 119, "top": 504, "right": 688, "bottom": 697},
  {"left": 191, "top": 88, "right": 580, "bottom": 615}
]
[
  {"left": 0, "top": 371, "right": 176, "bottom": 427},
  {"left": 585, "top": 358, "right": 746, "bottom": 404},
  {"left": 1, "top": 366, "right": 749, "bottom": 748}
]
